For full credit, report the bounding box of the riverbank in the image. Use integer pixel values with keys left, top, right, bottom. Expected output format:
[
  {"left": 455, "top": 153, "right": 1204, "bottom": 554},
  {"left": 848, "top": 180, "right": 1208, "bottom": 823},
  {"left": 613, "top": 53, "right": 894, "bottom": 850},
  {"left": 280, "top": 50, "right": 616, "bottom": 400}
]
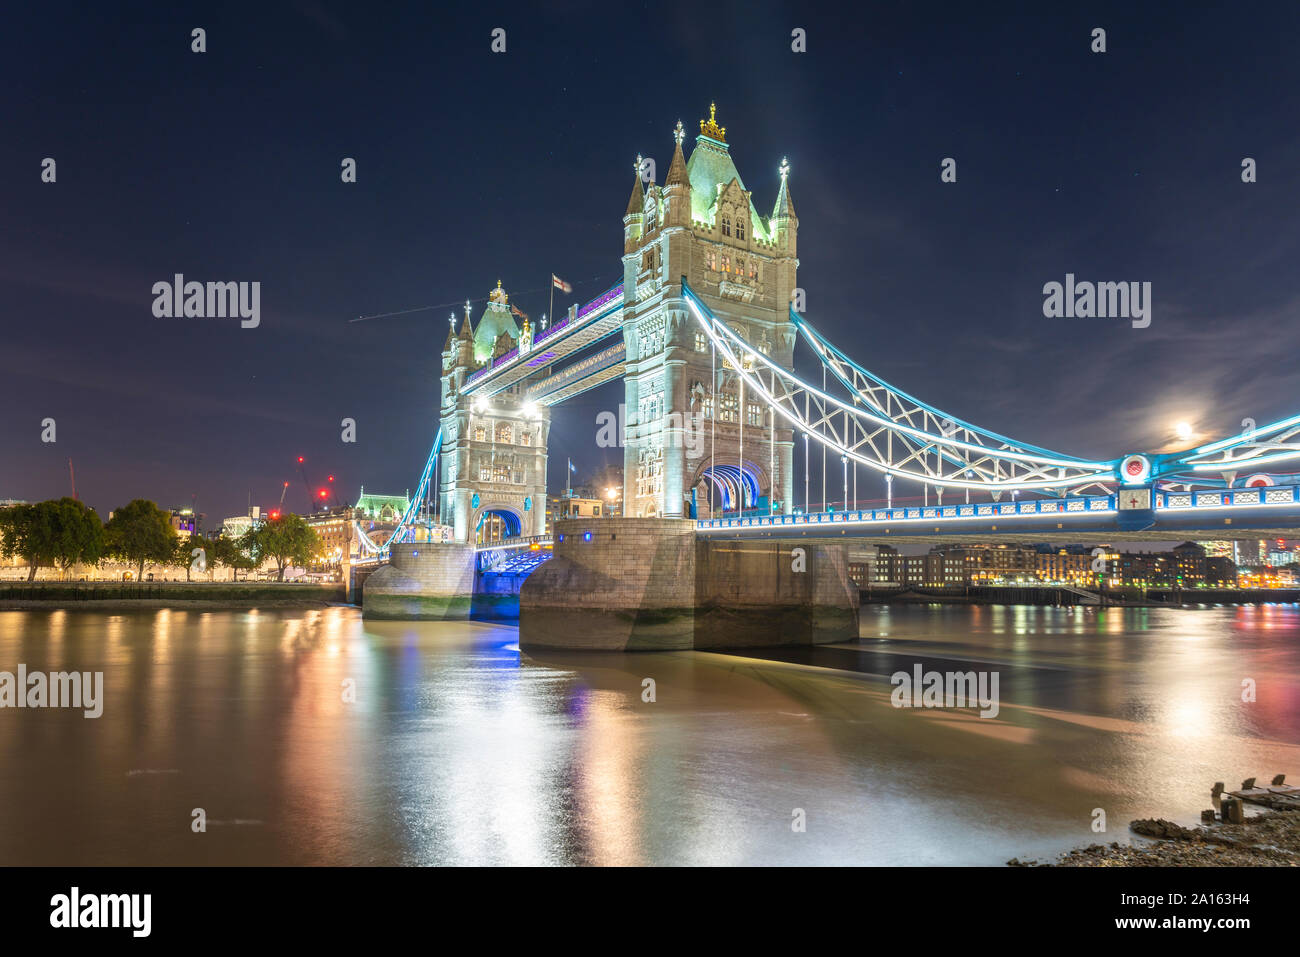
[
  {"left": 865, "top": 585, "right": 1300, "bottom": 607},
  {"left": 0, "top": 581, "right": 347, "bottom": 609},
  {"left": 1011, "top": 805, "right": 1299, "bottom": 866}
]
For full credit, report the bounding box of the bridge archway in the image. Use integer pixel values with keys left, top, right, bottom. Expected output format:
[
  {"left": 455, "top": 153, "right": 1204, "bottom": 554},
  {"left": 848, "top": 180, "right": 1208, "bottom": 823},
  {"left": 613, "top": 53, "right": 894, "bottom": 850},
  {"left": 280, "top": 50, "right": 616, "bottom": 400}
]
[
  {"left": 693, "top": 461, "right": 767, "bottom": 518},
  {"left": 473, "top": 506, "right": 523, "bottom": 544}
]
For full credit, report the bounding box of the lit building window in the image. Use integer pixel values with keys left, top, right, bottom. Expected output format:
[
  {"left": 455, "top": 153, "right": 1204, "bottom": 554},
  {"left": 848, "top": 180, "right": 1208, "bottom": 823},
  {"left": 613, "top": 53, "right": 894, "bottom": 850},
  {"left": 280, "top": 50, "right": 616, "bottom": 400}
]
[
  {"left": 695, "top": 331, "right": 707, "bottom": 352},
  {"left": 721, "top": 254, "right": 730, "bottom": 273},
  {"left": 473, "top": 426, "right": 486, "bottom": 442},
  {"left": 495, "top": 424, "right": 512, "bottom": 443},
  {"left": 521, "top": 431, "right": 532, "bottom": 446},
  {"left": 719, "top": 392, "right": 738, "bottom": 423}
]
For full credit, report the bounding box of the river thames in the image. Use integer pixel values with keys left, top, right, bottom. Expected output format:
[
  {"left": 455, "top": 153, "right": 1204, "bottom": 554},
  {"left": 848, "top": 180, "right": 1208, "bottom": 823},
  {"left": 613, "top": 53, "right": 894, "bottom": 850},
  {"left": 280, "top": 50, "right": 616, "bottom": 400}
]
[{"left": 0, "top": 604, "right": 1296, "bottom": 865}]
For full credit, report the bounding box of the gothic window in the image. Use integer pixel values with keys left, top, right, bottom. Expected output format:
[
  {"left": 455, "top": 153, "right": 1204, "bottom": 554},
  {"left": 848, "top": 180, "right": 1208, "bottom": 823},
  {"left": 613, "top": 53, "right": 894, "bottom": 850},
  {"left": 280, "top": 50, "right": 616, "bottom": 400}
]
[
  {"left": 736, "top": 258, "right": 745, "bottom": 276},
  {"left": 705, "top": 249, "right": 716, "bottom": 270},
  {"left": 495, "top": 423, "right": 512, "bottom": 444},
  {"left": 748, "top": 261, "right": 757, "bottom": 279},
  {"left": 703, "top": 395, "right": 714, "bottom": 419},
  {"left": 719, "top": 392, "right": 738, "bottom": 423},
  {"left": 721, "top": 254, "right": 730, "bottom": 273},
  {"left": 513, "top": 471, "right": 524, "bottom": 484},
  {"left": 721, "top": 216, "right": 730, "bottom": 237},
  {"left": 736, "top": 218, "right": 746, "bottom": 241},
  {"left": 746, "top": 403, "right": 762, "bottom": 426},
  {"left": 694, "top": 331, "right": 707, "bottom": 352},
  {"left": 521, "top": 431, "right": 532, "bottom": 447},
  {"left": 479, "top": 467, "right": 491, "bottom": 482},
  {"left": 493, "top": 465, "right": 510, "bottom": 483},
  {"left": 473, "top": 426, "right": 486, "bottom": 442}
]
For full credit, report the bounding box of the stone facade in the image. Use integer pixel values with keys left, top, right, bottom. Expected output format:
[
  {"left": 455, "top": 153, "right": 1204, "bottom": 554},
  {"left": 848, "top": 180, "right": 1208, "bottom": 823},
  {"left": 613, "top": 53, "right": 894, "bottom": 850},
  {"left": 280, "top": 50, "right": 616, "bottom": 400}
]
[
  {"left": 439, "top": 283, "right": 550, "bottom": 543},
  {"left": 620, "top": 106, "right": 798, "bottom": 522}
]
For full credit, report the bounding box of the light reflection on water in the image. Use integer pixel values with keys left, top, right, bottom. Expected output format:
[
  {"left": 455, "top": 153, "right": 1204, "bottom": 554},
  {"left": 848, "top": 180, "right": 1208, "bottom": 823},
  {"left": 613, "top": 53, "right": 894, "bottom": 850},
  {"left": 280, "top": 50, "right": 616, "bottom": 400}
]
[{"left": 0, "top": 603, "right": 1295, "bottom": 865}]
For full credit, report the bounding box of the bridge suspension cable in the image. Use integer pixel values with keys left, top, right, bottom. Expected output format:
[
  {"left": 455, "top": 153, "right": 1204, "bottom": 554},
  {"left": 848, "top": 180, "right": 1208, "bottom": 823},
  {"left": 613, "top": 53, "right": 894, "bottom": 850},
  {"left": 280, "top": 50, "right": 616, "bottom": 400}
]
[
  {"left": 681, "top": 280, "right": 1117, "bottom": 493},
  {"left": 354, "top": 428, "right": 443, "bottom": 557}
]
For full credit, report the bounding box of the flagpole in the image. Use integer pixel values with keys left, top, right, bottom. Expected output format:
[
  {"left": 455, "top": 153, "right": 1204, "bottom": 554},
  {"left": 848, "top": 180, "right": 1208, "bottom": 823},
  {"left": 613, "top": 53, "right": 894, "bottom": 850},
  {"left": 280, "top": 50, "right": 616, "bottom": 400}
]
[
  {"left": 549, "top": 275, "right": 554, "bottom": 334},
  {"left": 567, "top": 457, "right": 572, "bottom": 498}
]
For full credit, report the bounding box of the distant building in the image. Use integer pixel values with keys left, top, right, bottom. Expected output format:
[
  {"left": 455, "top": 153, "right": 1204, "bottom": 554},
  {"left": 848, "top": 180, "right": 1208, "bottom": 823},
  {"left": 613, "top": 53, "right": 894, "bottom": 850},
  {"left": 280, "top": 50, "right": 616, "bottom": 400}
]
[
  {"left": 1195, "top": 540, "right": 1235, "bottom": 559},
  {"left": 169, "top": 507, "right": 197, "bottom": 539},
  {"left": 1036, "top": 549, "right": 1094, "bottom": 584},
  {"left": 937, "top": 543, "right": 1039, "bottom": 583},
  {"left": 222, "top": 506, "right": 264, "bottom": 541},
  {"left": 547, "top": 492, "right": 605, "bottom": 522},
  {"left": 847, "top": 544, "right": 900, "bottom": 586}
]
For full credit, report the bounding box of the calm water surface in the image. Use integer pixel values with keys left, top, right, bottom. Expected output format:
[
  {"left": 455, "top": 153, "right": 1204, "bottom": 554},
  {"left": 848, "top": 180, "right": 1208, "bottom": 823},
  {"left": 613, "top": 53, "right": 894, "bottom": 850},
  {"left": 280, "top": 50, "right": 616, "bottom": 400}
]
[{"left": 0, "top": 603, "right": 1296, "bottom": 865}]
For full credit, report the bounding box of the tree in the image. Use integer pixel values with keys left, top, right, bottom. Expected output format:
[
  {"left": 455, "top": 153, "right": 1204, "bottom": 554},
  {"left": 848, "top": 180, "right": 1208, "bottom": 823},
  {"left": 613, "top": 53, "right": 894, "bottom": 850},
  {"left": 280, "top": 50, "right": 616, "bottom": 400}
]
[
  {"left": 173, "top": 535, "right": 211, "bottom": 582},
  {"left": 106, "top": 499, "right": 177, "bottom": 581},
  {"left": 50, "top": 498, "right": 104, "bottom": 579},
  {"left": 239, "top": 512, "right": 319, "bottom": 581},
  {"left": 215, "top": 534, "right": 259, "bottom": 581},
  {"left": 0, "top": 499, "right": 102, "bottom": 581},
  {"left": 1, "top": 503, "right": 53, "bottom": 581}
]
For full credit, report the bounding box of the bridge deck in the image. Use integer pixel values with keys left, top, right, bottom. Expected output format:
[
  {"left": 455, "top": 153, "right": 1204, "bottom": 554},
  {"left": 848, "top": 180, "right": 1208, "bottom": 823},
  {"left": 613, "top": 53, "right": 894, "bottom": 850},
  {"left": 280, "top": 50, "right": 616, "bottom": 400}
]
[
  {"left": 463, "top": 284, "right": 624, "bottom": 399},
  {"left": 696, "top": 484, "right": 1300, "bottom": 542}
]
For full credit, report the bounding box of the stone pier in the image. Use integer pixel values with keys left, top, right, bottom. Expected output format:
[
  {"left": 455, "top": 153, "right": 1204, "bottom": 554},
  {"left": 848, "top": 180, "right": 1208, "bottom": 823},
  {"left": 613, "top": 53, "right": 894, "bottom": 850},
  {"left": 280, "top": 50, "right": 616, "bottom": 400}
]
[
  {"left": 519, "top": 518, "right": 859, "bottom": 652},
  {"left": 361, "top": 542, "right": 476, "bottom": 620}
]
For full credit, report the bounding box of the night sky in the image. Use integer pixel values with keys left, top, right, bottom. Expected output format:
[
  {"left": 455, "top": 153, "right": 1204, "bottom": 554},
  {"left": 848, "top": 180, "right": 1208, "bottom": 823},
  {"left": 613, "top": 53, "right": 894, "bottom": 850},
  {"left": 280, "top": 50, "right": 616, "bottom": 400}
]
[{"left": 3, "top": 1, "right": 1299, "bottom": 525}]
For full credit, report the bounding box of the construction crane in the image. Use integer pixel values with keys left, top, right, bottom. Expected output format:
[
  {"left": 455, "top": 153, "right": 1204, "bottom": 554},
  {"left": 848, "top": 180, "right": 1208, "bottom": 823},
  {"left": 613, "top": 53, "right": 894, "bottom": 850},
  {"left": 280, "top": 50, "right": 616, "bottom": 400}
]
[{"left": 67, "top": 459, "right": 77, "bottom": 500}]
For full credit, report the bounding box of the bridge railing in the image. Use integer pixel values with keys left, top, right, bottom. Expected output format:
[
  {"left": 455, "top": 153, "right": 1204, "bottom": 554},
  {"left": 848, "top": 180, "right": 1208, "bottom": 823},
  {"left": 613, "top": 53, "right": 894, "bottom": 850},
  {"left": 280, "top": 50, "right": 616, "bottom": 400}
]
[{"left": 696, "top": 483, "right": 1300, "bottom": 531}]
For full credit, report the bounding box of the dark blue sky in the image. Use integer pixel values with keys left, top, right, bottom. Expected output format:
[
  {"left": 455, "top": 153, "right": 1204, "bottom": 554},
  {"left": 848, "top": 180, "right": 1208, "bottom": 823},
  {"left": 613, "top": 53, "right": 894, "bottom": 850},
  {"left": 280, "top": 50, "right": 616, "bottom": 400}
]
[{"left": 3, "top": 1, "right": 1299, "bottom": 523}]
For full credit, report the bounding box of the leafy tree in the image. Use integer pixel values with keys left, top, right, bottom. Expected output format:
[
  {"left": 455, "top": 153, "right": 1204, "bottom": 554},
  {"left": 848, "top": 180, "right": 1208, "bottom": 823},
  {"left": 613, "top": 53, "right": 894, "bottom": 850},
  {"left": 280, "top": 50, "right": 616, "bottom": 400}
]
[
  {"left": 106, "top": 499, "right": 177, "bottom": 581},
  {"left": 239, "top": 512, "right": 319, "bottom": 581},
  {"left": 215, "top": 534, "right": 260, "bottom": 581},
  {"left": 173, "top": 534, "right": 212, "bottom": 582},
  {"left": 50, "top": 498, "right": 104, "bottom": 579},
  {"left": 0, "top": 499, "right": 102, "bottom": 581},
  {"left": 1, "top": 503, "right": 52, "bottom": 581}
]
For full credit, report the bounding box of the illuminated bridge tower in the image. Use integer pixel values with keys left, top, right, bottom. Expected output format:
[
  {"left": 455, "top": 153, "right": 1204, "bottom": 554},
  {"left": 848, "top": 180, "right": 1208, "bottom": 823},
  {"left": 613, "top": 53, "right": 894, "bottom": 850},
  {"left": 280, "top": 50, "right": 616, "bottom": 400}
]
[
  {"left": 620, "top": 105, "right": 798, "bottom": 519},
  {"left": 439, "top": 282, "right": 550, "bottom": 543}
]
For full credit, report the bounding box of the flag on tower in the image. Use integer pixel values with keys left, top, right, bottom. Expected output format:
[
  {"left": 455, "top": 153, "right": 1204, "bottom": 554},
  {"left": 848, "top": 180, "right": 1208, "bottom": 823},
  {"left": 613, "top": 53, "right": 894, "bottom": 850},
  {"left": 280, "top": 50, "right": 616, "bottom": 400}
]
[{"left": 551, "top": 274, "right": 572, "bottom": 294}]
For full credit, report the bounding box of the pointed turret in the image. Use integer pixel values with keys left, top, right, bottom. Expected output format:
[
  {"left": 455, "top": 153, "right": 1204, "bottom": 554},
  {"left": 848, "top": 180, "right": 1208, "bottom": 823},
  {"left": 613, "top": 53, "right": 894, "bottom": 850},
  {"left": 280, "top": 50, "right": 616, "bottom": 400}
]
[
  {"left": 770, "top": 157, "right": 798, "bottom": 255},
  {"left": 443, "top": 312, "right": 457, "bottom": 352},
  {"left": 665, "top": 121, "right": 688, "bottom": 186},
  {"left": 771, "top": 156, "right": 796, "bottom": 221},
  {"left": 662, "top": 120, "right": 691, "bottom": 229},
  {"left": 457, "top": 299, "right": 474, "bottom": 341},
  {"left": 625, "top": 158, "right": 645, "bottom": 217},
  {"left": 623, "top": 155, "right": 646, "bottom": 252}
]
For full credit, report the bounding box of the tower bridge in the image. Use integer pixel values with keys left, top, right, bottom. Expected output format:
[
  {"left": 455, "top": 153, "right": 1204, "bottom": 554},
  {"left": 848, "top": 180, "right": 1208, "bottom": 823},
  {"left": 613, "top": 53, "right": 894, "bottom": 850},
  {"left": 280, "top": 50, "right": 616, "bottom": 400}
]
[{"left": 361, "top": 104, "right": 1300, "bottom": 649}]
